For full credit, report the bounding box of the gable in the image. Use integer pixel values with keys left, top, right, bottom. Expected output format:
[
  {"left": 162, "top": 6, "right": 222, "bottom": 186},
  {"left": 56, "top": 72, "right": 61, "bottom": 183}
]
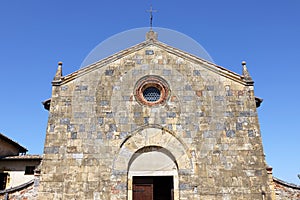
[
  {"left": 0, "top": 133, "right": 27, "bottom": 157},
  {"left": 51, "top": 38, "right": 258, "bottom": 145},
  {"left": 55, "top": 38, "right": 249, "bottom": 87}
]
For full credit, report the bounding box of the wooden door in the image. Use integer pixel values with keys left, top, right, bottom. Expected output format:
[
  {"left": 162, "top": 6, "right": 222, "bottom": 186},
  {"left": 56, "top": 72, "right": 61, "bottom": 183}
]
[{"left": 133, "top": 184, "right": 153, "bottom": 200}]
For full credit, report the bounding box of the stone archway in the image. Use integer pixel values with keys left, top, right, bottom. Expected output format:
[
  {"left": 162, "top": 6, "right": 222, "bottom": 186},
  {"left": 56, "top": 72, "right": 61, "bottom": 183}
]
[
  {"left": 112, "top": 126, "right": 194, "bottom": 200},
  {"left": 128, "top": 146, "right": 179, "bottom": 200}
]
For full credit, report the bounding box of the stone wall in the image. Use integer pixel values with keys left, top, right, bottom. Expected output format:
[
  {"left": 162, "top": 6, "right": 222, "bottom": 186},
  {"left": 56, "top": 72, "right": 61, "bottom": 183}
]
[
  {"left": 39, "top": 40, "right": 272, "bottom": 199},
  {"left": 2, "top": 174, "right": 298, "bottom": 200}
]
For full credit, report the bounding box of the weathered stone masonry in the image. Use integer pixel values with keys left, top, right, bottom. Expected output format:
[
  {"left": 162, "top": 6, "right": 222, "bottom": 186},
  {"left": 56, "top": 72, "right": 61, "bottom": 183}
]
[{"left": 38, "top": 31, "right": 272, "bottom": 199}]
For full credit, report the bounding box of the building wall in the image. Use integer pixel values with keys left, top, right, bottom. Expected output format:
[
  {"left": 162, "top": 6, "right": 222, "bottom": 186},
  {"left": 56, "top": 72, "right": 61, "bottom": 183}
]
[
  {"left": 2, "top": 176, "right": 297, "bottom": 200},
  {"left": 0, "top": 160, "right": 40, "bottom": 188},
  {"left": 39, "top": 44, "right": 272, "bottom": 199},
  {"left": 0, "top": 141, "right": 19, "bottom": 157},
  {"left": 5, "top": 171, "right": 34, "bottom": 189}
]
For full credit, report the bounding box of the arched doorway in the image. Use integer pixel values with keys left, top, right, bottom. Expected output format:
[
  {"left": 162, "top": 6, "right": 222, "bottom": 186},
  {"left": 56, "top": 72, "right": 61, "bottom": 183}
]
[
  {"left": 127, "top": 146, "right": 179, "bottom": 200},
  {"left": 112, "top": 126, "right": 194, "bottom": 200}
]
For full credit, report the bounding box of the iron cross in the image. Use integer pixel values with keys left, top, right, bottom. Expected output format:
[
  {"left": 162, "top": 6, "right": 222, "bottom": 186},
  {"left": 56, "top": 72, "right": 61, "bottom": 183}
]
[{"left": 147, "top": 5, "right": 157, "bottom": 29}]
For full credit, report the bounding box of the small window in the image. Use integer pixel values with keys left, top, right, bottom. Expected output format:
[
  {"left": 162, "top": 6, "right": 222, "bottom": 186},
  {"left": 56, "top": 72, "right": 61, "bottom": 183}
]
[
  {"left": 143, "top": 87, "right": 161, "bottom": 102},
  {"left": 145, "top": 50, "right": 154, "bottom": 55},
  {"left": 25, "top": 166, "right": 35, "bottom": 175},
  {"left": 135, "top": 76, "right": 170, "bottom": 106}
]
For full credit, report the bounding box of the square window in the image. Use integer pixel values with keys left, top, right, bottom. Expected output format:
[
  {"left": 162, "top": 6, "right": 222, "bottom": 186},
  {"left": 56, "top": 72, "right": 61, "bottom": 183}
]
[{"left": 25, "top": 166, "right": 35, "bottom": 175}]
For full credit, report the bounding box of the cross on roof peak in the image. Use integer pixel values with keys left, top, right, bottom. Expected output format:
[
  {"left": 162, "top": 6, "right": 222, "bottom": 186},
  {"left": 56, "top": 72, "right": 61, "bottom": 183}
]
[{"left": 146, "top": 5, "right": 157, "bottom": 29}]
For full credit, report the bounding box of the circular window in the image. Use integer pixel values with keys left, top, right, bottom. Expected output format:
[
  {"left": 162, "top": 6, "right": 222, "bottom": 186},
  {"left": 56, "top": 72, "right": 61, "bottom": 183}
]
[
  {"left": 143, "top": 87, "right": 161, "bottom": 102},
  {"left": 135, "top": 76, "right": 169, "bottom": 106}
]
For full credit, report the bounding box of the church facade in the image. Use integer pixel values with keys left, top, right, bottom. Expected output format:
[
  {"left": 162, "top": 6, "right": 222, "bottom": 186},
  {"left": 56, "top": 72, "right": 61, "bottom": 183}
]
[{"left": 38, "top": 30, "right": 272, "bottom": 199}]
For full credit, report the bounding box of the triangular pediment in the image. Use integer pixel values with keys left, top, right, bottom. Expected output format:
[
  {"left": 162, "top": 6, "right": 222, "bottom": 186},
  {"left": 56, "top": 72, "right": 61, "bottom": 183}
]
[{"left": 55, "top": 34, "right": 250, "bottom": 86}]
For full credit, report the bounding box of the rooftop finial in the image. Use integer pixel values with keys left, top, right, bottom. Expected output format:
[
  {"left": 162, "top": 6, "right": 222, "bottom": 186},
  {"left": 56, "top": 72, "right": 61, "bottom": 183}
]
[
  {"left": 146, "top": 29, "right": 158, "bottom": 41},
  {"left": 52, "top": 61, "right": 63, "bottom": 85},
  {"left": 242, "top": 61, "right": 253, "bottom": 83},
  {"left": 146, "top": 5, "right": 157, "bottom": 29}
]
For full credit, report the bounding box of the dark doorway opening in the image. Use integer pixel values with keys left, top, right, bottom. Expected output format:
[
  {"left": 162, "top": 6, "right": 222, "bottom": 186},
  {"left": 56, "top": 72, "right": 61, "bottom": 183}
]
[
  {"left": 0, "top": 173, "right": 8, "bottom": 190},
  {"left": 133, "top": 176, "right": 173, "bottom": 200}
]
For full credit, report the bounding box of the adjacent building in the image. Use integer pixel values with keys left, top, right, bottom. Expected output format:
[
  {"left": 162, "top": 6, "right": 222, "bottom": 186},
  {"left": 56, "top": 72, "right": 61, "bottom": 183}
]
[{"left": 0, "top": 133, "right": 41, "bottom": 200}]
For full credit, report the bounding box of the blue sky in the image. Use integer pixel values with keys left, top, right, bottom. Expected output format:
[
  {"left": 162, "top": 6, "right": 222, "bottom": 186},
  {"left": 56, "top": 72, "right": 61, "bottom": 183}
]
[{"left": 0, "top": 1, "right": 299, "bottom": 184}]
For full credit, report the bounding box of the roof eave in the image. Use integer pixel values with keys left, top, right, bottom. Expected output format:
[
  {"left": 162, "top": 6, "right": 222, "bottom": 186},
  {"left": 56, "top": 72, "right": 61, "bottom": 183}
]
[{"left": 0, "top": 133, "right": 27, "bottom": 153}]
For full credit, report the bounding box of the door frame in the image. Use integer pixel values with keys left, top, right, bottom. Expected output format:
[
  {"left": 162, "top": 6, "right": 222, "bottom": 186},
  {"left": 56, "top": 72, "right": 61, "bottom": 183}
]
[{"left": 128, "top": 170, "right": 179, "bottom": 200}]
